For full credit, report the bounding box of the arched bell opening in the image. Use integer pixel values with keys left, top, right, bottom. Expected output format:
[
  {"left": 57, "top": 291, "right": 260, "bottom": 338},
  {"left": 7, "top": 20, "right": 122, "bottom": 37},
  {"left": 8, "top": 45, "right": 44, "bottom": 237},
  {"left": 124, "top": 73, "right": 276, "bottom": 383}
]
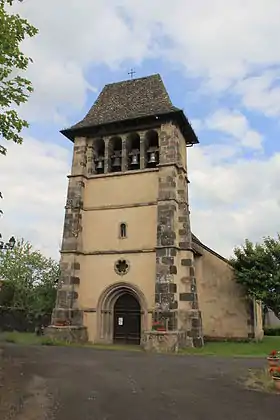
[
  {"left": 93, "top": 138, "right": 105, "bottom": 174},
  {"left": 127, "top": 132, "right": 140, "bottom": 171},
  {"left": 109, "top": 136, "right": 122, "bottom": 173},
  {"left": 145, "top": 130, "right": 159, "bottom": 168}
]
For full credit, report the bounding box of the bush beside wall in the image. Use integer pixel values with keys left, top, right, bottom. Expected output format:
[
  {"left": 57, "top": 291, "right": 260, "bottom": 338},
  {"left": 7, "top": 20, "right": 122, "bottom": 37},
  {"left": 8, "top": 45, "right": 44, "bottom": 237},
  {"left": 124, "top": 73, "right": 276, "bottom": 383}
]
[
  {"left": 0, "top": 307, "right": 51, "bottom": 333},
  {"left": 264, "top": 327, "right": 280, "bottom": 336}
]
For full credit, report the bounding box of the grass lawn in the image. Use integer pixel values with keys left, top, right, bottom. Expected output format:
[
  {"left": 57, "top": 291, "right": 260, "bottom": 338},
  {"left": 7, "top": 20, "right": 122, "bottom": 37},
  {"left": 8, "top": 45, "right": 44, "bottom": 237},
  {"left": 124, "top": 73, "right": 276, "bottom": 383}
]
[
  {"left": 0, "top": 331, "right": 141, "bottom": 351},
  {"left": 0, "top": 331, "right": 44, "bottom": 346},
  {"left": 180, "top": 336, "right": 280, "bottom": 357},
  {"left": 0, "top": 331, "right": 280, "bottom": 357}
]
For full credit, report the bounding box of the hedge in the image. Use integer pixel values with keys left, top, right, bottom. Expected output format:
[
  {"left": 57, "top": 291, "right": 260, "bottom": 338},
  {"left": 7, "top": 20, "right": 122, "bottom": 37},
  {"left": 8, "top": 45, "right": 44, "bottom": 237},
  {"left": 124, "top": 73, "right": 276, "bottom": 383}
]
[{"left": 264, "top": 327, "right": 280, "bottom": 336}]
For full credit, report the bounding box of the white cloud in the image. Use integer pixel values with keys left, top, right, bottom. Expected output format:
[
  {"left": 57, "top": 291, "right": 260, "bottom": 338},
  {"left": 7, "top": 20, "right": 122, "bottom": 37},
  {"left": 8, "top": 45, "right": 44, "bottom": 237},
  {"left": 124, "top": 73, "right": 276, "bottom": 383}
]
[
  {"left": 12, "top": 0, "right": 157, "bottom": 123},
  {"left": 235, "top": 70, "right": 280, "bottom": 117},
  {"left": 118, "top": 0, "right": 280, "bottom": 92},
  {"left": 8, "top": 0, "right": 280, "bottom": 122},
  {"left": 205, "top": 109, "right": 263, "bottom": 150},
  {"left": 0, "top": 138, "right": 72, "bottom": 259},
  {"left": 189, "top": 145, "right": 280, "bottom": 257}
]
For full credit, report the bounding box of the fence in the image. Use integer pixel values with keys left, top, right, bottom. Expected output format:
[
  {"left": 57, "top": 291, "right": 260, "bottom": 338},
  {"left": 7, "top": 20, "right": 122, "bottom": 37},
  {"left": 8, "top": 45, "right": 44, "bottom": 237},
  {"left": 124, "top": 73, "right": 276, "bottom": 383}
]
[{"left": 0, "top": 307, "right": 51, "bottom": 332}]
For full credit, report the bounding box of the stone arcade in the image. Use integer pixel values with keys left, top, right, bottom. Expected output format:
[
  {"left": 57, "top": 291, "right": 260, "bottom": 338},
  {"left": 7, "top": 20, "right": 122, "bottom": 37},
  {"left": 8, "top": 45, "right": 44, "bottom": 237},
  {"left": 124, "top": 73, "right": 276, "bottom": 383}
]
[{"left": 46, "top": 74, "right": 263, "bottom": 351}]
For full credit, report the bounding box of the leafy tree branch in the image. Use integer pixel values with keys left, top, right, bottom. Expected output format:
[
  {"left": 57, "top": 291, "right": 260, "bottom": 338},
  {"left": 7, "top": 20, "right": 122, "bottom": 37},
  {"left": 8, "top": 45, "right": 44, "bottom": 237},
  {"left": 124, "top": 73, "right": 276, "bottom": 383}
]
[
  {"left": 0, "top": 238, "right": 59, "bottom": 318},
  {"left": 230, "top": 235, "right": 280, "bottom": 319}
]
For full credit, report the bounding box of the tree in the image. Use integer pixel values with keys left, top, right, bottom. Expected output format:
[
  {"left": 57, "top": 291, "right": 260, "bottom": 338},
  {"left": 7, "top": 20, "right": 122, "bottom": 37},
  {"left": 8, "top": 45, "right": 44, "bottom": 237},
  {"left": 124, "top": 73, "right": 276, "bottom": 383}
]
[
  {"left": 0, "top": 0, "right": 37, "bottom": 153},
  {"left": 0, "top": 239, "right": 59, "bottom": 317},
  {"left": 230, "top": 235, "right": 280, "bottom": 319},
  {"left": 0, "top": 0, "right": 38, "bottom": 213}
]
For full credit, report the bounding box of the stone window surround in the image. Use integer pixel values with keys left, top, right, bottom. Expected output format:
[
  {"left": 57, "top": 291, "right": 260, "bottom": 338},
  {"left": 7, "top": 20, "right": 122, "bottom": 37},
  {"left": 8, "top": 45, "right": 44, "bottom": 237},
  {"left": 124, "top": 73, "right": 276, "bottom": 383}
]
[
  {"left": 119, "top": 222, "right": 127, "bottom": 239},
  {"left": 92, "top": 129, "right": 159, "bottom": 175},
  {"left": 114, "top": 259, "right": 130, "bottom": 276}
]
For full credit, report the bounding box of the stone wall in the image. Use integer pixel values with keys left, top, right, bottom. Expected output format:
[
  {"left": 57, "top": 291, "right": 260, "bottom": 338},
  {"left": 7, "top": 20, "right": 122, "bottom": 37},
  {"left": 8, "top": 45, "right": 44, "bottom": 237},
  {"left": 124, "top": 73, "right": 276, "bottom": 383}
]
[
  {"left": 142, "top": 330, "right": 193, "bottom": 353},
  {"left": 153, "top": 122, "right": 203, "bottom": 347},
  {"left": 51, "top": 137, "right": 87, "bottom": 327},
  {"left": 195, "top": 247, "right": 263, "bottom": 340}
]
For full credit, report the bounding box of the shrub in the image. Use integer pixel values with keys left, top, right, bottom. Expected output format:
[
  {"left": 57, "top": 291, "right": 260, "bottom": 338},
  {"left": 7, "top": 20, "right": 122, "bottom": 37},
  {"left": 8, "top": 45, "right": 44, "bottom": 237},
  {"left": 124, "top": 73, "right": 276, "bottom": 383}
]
[
  {"left": 5, "top": 337, "right": 15, "bottom": 343},
  {"left": 264, "top": 328, "right": 280, "bottom": 336}
]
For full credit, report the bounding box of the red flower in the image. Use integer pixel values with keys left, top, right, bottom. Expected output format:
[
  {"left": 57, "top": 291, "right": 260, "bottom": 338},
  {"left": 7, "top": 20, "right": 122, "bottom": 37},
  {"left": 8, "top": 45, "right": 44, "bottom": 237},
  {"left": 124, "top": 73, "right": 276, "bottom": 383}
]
[{"left": 270, "top": 350, "right": 278, "bottom": 357}]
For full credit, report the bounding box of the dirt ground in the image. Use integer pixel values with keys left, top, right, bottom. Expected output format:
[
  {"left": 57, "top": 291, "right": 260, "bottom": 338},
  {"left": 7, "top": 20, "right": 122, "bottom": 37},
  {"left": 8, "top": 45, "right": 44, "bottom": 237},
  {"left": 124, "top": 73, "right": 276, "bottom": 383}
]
[{"left": 0, "top": 343, "right": 280, "bottom": 420}]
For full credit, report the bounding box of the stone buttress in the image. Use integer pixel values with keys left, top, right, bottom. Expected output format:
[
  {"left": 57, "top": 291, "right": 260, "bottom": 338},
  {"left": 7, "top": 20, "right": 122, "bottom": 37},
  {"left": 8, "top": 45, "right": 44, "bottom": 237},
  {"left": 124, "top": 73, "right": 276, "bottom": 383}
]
[
  {"left": 143, "top": 122, "right": 204, "bottom": 351},
  {"left": 46, "top": 137, "right": 88, "bottom": 342}
]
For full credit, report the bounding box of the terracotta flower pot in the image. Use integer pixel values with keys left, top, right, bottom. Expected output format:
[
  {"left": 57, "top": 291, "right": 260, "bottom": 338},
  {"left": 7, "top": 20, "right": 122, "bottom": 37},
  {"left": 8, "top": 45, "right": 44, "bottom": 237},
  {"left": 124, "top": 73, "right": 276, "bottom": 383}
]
[
  {"left": 267, "top": 357, "right": 279, "bottom": 367},
  {"left": 272, "top": 376, "right": 280, "bottom": 392}
]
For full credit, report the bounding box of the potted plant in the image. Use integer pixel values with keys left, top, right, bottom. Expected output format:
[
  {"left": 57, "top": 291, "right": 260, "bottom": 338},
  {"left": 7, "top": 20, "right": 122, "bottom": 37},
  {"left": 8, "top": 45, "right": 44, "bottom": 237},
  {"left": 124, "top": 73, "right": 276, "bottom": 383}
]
[
  {"left": 152, "top": 321, "right": 166, "bottom": 332},
  {"left": 270, "top": 366, "right": 280, "bottom": 391},
  {"left": 267, "top": 350, "right": 279, "bottom": 367},
  {"left": 55, "top": 320, "right": 70, "bottom": 327}
]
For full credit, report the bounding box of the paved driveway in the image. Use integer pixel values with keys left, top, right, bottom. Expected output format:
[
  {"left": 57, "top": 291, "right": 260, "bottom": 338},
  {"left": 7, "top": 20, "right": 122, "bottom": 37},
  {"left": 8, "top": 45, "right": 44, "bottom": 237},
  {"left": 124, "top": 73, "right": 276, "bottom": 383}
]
[{"left": 0, "top": 344, "right": 279, "bottom": 420}]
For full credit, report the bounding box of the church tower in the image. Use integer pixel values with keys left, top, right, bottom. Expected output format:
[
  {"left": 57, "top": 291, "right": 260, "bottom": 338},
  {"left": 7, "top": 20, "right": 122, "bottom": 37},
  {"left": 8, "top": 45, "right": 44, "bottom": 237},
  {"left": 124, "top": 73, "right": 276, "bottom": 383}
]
[{"left": 48, "top": 74, "right": 204, "bottom": 350}]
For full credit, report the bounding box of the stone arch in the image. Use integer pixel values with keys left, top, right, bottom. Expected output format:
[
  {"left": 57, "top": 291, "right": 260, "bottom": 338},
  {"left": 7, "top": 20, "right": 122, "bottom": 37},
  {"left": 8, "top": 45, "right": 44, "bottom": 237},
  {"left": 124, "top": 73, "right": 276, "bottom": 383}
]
[
  {"left": 109, "top": 136, "right": 122, "bottom": 172},
  {"left": 93, "top": 138, "right": 105, "bottom": 174},
  {"left": 126, "top": 132, "right": 140, "bottom": 170},
  {"left": 96, "top": 282, "right": 148, "bottom": 344},
  {"left": 145, "top": 129, "right": 159, "bottom": 167},
  {"left": 145, "top": 129, "right": 159, "bottom": 149}
]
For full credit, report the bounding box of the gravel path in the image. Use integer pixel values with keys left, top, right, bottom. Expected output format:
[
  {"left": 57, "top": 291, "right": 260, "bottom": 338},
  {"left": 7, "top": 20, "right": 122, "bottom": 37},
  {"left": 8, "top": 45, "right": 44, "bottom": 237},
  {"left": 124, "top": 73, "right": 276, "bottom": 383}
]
[{"left": 0, "top": 344, "right": 279, "bottom": 420}]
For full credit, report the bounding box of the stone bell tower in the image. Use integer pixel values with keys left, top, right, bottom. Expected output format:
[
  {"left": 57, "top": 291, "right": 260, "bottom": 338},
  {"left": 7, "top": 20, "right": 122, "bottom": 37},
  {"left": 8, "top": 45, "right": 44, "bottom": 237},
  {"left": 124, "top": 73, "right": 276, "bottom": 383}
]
[{"left": 47, "top": 74, "right": 204, "bottom": 350}]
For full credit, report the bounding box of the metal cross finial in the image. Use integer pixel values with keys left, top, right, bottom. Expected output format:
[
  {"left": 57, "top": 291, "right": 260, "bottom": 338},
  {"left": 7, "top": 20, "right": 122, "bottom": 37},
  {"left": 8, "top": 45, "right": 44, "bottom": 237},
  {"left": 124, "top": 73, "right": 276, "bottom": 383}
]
[{"left": 128, "top": 68, "right": 136, "bottom": 79}]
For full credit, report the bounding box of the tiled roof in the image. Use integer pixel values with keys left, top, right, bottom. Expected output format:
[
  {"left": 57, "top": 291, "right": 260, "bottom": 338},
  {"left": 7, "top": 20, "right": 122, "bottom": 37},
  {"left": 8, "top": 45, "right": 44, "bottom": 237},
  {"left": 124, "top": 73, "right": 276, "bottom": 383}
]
[
  {"left": 61, "top": 74, "right": 198, "bottom": 144},
  {"left": 69, "top": 74, "right": 179, "bottom": 130}
]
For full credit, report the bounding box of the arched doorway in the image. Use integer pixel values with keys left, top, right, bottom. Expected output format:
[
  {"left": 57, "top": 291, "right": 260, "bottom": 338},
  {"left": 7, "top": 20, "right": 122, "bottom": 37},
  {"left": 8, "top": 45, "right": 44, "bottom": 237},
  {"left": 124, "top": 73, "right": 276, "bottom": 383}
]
[
  {"left": 97, "top": 282, "right": 148, "bottom": 344},
  {"left": 113, "top": 293, "right": 141, "bottom": 345}
]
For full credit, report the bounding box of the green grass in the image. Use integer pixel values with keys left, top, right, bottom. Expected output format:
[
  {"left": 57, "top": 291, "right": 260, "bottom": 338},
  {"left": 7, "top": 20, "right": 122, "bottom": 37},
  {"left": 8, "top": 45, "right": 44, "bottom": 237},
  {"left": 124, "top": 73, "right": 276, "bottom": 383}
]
[
  {"left": 0, "top": 331, "right": 44, "bottom": 345},
  {"left": 0, "top": 332, "right": 280, "bottom": 357},
  {"left": 179, "top": 336, "right": 280, "bottom": 357},
  {"left": 0, "top": 331, "right": 141, "bottom": 351},
  {"left": 0, "top": 332, "right": 85, "bottom": 347}
]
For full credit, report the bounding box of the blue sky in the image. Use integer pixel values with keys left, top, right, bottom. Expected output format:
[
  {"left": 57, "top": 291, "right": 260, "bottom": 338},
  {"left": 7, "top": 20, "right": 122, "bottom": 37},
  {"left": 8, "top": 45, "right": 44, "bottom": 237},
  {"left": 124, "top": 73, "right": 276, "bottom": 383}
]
[{"left": 1, "top": 0, "right": 280, "bottom": 259}]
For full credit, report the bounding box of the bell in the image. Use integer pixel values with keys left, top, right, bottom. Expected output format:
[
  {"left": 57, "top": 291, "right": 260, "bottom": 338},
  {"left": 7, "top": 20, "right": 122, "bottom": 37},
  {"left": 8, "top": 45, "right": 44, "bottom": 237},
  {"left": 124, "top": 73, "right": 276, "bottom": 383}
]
[
  {"left": 112, "top": 157, "right": 121, "bottom": 167},
  {"left": 96, "top": 160, "right": 103, "bottom": 170},
  {"left": 131, "top": 154, "right": 138, "bottom": 165},
  {"left": 148, "top": 152, "right": 157, "bottom": 164}
]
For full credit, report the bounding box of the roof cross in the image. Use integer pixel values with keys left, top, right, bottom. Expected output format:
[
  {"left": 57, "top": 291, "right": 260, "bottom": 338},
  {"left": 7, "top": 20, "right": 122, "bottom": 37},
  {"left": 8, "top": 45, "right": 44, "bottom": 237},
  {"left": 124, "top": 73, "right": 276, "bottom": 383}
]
[{"left": 128, "top": 68, "right": 136, "bottom": 79}]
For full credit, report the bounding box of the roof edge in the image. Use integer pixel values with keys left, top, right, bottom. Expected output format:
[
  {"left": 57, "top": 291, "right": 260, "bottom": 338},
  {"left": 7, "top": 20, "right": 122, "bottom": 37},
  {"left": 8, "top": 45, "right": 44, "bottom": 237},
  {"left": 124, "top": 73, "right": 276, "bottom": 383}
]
[
  {"left": 61, "top": 110, "right": 199, "bottom": 145},
  {"left": 191, "top": 233, "right": 230, "bottom": 264}
]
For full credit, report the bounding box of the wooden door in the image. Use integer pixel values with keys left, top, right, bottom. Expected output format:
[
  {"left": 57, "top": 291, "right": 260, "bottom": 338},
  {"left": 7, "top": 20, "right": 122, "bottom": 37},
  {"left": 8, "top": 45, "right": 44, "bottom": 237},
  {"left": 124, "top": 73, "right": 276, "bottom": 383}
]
[{"left": 113, "top": 293, "right": 141, "bottom": 345}]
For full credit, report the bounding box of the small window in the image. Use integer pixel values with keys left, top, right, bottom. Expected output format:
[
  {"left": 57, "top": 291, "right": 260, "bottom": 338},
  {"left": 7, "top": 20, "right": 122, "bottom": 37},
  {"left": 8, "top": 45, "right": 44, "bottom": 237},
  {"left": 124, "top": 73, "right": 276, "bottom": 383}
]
[{"left": 120, "top": 223, "right": 127, "bottom": 239}]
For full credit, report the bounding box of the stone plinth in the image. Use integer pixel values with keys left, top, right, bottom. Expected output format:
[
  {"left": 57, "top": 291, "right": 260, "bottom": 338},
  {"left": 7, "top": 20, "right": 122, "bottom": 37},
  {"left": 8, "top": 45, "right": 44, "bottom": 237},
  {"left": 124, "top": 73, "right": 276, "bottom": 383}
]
[
  {"left": 45, "top": 325, "right": 88, "bottom": 344},
  {"left": 141, "top": 330, "right": 193, "bottom": 353}
]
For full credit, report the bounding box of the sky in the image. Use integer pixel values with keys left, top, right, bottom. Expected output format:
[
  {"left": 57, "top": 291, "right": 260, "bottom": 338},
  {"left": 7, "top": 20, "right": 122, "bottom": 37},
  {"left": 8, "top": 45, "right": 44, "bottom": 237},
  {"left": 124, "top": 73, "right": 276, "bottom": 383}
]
[{"left": 1, "top": 0, "right": 280, "bottom": 260}]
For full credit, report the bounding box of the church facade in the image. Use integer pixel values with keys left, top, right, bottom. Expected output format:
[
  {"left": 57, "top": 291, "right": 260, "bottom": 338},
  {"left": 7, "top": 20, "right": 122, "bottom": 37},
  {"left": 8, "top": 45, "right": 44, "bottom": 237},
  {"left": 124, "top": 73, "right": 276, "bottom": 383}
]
[{"left": 48, "top": 74, "right": 263, "bottom": 349}]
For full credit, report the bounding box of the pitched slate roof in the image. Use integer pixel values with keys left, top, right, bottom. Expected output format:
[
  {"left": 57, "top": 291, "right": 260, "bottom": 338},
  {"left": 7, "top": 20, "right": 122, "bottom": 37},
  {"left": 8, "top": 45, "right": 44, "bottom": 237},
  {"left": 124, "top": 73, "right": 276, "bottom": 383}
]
[{"left": 61, "top": 74, "right": 198, "bottom": 144}]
